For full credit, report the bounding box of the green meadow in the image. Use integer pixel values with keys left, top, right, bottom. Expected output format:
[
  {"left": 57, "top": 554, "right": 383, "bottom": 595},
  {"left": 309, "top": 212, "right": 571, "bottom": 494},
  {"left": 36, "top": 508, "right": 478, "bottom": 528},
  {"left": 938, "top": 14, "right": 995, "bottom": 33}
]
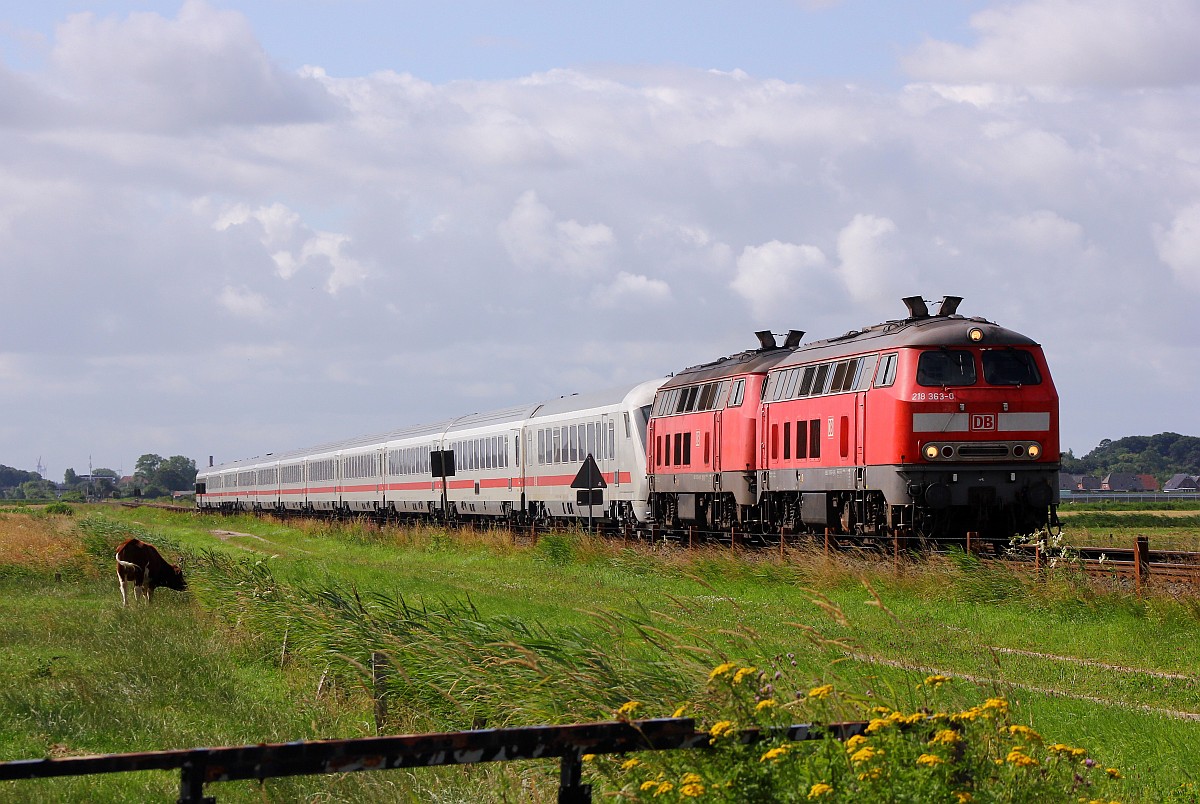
[{"left": 0, "top": 505, "right": 1197, "bottom": 802}]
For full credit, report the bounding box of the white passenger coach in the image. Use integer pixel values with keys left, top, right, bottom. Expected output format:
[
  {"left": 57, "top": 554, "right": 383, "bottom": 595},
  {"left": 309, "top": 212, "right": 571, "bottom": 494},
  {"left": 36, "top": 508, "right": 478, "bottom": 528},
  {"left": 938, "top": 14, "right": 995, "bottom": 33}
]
[{"left": 196, "top": 378, "right": 663, "bottom": 526}]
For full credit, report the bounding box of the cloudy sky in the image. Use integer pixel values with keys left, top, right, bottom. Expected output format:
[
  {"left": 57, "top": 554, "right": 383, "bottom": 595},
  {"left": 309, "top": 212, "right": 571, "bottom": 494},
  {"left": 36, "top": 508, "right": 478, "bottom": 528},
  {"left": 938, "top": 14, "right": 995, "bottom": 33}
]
[{"left": 1, "top": 0, "right": 1198, "bottom": 479}]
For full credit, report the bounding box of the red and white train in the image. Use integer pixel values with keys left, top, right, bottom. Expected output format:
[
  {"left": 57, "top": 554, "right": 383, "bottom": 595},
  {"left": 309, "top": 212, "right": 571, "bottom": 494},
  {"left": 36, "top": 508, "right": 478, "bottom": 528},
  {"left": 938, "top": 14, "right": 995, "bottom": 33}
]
[{"left": 197, "top": 296, "right": 1060, "bottom": 542}]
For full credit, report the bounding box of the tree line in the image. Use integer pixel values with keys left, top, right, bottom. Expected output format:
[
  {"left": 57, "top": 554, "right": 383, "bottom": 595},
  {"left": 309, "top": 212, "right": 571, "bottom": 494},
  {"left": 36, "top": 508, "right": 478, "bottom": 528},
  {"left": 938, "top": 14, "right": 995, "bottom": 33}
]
[
  {"left": 0, "top": 454, "right": 197, "bottom": 501},
  {"left": 1059, "top": 432, "right": 1200, "bottom": 481}
]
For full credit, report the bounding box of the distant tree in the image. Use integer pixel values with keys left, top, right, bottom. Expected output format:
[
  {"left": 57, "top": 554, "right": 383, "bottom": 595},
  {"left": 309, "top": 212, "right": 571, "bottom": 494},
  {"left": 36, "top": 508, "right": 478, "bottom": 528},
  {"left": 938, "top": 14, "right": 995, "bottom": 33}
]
[
  {"left": 157, "top": 455, "right": 198, "bottom": 491},
  {"left": 64, "top": 468, "right": 79, "bottom": 486},
  {"left": 0, "top": 465, "right": 40, "bottom": 490},
  {"left": 1064, "top": 433, "right": 1200, "bottom": 482},
  {"left": 19, "top": 479, "right": 57, "bottom": 500},
  {"left": 135, "top": 454, "right": 164, "bottom": 482}
]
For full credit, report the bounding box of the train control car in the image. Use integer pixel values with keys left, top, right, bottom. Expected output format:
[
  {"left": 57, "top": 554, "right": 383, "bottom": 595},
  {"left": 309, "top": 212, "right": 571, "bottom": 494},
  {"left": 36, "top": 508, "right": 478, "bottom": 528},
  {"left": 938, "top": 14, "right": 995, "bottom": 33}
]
[{"left": 646, "top": 330, "right": 800, "bottom": 529}]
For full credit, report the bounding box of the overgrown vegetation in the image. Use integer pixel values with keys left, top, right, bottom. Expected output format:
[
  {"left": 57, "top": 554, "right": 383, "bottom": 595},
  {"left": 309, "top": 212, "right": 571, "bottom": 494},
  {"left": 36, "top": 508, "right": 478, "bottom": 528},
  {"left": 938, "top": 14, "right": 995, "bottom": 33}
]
[{"left": 2, "top": 507, "right": 1199, "bottom": 801}]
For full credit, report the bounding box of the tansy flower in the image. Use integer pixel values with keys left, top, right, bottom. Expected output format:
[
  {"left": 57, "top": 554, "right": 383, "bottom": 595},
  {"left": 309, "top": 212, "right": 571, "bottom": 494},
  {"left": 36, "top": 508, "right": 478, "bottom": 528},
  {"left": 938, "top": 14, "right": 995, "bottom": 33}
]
[
  {"left": 851, "top": 746, "right": 882, "bottom": 764},
  {"left": 1006, "top": 747, "right": 1038, "bottom": 767},
  {"left": 1007, "top": 724, "right": 1042, "bottom": 741},
  {"left": 672, "top": 703, "right": 689, "bottom": 717},
  {"left": 679, "top": 782, "right": 704, "bottom": 798},
  {"left": 807, "top": 782, "right": 834, "bottom": 798},
  {"left": 680, "top": 773, "right": 702, "bottom": 785},
  {"left": 845, "top": 734, "right": 868, "bottom": 751},
  {"left": 756, "top": 699, "right": 777, "bottom": 711},
  {"left": 930, "top": 729, "right": 960, "bottom": 745},
  {"left": 865, "top": 718, "right": 891, "bottom": 733},
  {"left": 733, "top": 666, "right": 758, "bottom": 685},
  {"left": 982, "top": 698, "right": 1009, "bottom": 713},
  {"left": 709, "top": 720, "right": 735, "bottom": 743},
  {"left": 954, "top": 793, "right": 974, "bottom": 803},
  {"left": 620, "top": 758, "right": 641, "bottom": 771},
  {"left": 582, "top": 754, "right": 595, "bottom": 762},
  {"left": 857, "top": 767, "right": 883, "bottom": 781},
  {"left": 924, "top": 674, "right": 951, "bottom": 687},
  {"left": 708, "top": 662, "right": 737, "bottom": 681},
  {"left": 807, "top": 684, "right": 834, "bottom": 699},
  {"left": 1106, "top": 768, "right": 1123, "bottom": 779},
  {"left": 760, "top": 745, "right": 790, "bottom": 762},
  {"left": 917, "top": 753, "right": 944, "bottom": 766},
  {"left": 616, "top": 701, "right": 642, "bottom": 718},
  {"left": 653, "top": 781, "right": 673, "bottom": 797},
  {"left": 640, "top": 781, "right": 658, "bottom": 791}
]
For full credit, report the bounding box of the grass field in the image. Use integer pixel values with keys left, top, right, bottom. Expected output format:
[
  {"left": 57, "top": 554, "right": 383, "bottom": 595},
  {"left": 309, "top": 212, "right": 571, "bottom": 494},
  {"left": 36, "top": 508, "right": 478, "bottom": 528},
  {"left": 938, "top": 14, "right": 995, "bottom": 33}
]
[{"left": 2, "top": 505, "right": 1199, "bottom": 802}]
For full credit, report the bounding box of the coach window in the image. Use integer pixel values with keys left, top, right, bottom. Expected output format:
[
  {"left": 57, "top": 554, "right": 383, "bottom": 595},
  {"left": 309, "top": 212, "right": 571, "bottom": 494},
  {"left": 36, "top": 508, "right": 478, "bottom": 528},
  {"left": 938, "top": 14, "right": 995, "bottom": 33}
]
[
  {"left": 796, "top": 420, "right": 808, "bottom": 459},
  {"left": 917, "top": 349, "right": 977, "bottom": 386},
  {"left": 771, "top": 424, "right": 779, "bottom": 461},
  {"left": 704, "top": 432, "right": 711, "bottom": 465},
  {"left": 671, "top": 432, "right": 681, "bottom": 465},
  {"left": 798, "top": 366, "right": 817, "bottom": 396},
  {"left": 809, "top": 418, "right": 821, "bottom": 459},
  {"left": 729, "top": 378, "right": 746, "bottom": 407},
  {"left": 840, "top": 416, "right": 850, "bottom": 458},
  {"left": 656, "top": 435, "right": 663, "bottom": 466}
]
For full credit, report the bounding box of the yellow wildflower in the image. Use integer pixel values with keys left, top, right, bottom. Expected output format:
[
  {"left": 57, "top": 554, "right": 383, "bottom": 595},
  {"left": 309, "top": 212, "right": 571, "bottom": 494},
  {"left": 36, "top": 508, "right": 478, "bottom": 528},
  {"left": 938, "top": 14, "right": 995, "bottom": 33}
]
[
  {"left": 582, "top": 754, "right": 595, "bottom": 761},
  {"left": 1007, "top": 724, "right": 1042, "bottom": 741},
  {"left": 1047, "top": 743, "right": 1073, "bottom": 756},
  {"left": 807, "top": 683, "right": 835, "bottom": 699},
  {"left": 930, "top": 729, "right": 960, "bottom": 745},
  {"left": 851, "top": 746, "right": 882, "bottom": 764},
  {"left": 653, "top": 781, "right": 674, "bottom": 797},
  {"left": 917, "top": 753, "right": 945, "bottom": 766},
  {"left": 708, "top": 662, "right": 737, "bottom": 681},
  {"left": 709, "top": 720, "right": 736, "bottom": 743},
  {"left": 982, "top": 698, "right": 1009, "bottom": 713},
  {"left": 807, "top": 782, "right": 834, "bottom": 798},
  {"left": 733, "top": 666, "right": 758, "bottom": 685},
  {"left": 620, "top": 758, "right": 641, "bottom": 771},
  {"left": 924, "top": 674, "right": 951, "bottom": 687},
  {"left": 756, "top": 698, "right": 777, "bottom": 711},
  {"left": 616, "top": 701, "right": 642, "bottom": 718},
  {"left": 954, "top": 793, "right": 974, "bottom": 803},
  {"left": 865, "top": 718, "right": 891, "bottom": 733},
  {"left": 760, "top": 745, "right": 790, "bottom": 763},
  {"left": 1071, "top": 747, "right": 1088, "bottom": 759},
  {"left": 901, "top": 712, "right": 926, "bottom": 725},
  {"left": 857, "top": 767, "right": 883, "bottom": 781},
  {"left": 679, "top": 782, "right": 705, "bottom": 798},
  {"left": 639, "top": 780, "right": 658, "bottom": 791},
  {"left": 845, "top": 734, "right": 868, "bottom": 751},
  {"left": 871, "top": 705, "right": 891, "bottom": 715},
  {"left": 681, "top": 773, "right": 702, "bottom": 785},
  {"left": 1006, "top": 747, "right": 1038, "bottom": 767},
  {"left": 672, "top": 703, "right": 689, "bottom": 718},
  {"left": 1106, "top": 767, "right": 1123, "bottom": 779}
]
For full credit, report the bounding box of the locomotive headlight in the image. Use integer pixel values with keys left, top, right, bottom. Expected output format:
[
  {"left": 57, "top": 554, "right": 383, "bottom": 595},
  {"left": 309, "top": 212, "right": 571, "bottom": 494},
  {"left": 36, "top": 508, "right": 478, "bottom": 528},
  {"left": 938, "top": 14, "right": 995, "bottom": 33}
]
[
  {"left": 1028, "top": 443, "right": 1041, "bottom": 459},
  {"left": 968, "top": 327, "right": 985, "bottom": 342},
  {"left": 923, "top": 444, "right": 940, "bottom": 460}
]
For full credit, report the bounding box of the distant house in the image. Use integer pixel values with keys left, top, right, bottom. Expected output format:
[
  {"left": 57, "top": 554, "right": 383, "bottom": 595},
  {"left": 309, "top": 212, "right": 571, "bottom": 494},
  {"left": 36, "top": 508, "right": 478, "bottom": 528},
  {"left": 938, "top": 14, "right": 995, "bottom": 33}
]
[
  {"left": 1102, "top": 473, "right": 1141, "bottom": 492},
  {"left": 1059, "top": 474, "right": 1101, "bottom": 491},
  {"left": 1136, "top": 474, "right": 1160, "bottom": 492},
  {"left": 1164, "top": 474, "right": 1200, "bottom": 492}
]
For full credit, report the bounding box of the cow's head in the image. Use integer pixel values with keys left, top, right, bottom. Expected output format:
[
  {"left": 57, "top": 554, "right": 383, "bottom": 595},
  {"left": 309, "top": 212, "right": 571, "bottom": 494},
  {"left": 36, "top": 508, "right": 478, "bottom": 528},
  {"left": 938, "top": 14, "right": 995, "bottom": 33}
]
[{"left": 165, "top": 563, "right": 187, "bottom": 592}]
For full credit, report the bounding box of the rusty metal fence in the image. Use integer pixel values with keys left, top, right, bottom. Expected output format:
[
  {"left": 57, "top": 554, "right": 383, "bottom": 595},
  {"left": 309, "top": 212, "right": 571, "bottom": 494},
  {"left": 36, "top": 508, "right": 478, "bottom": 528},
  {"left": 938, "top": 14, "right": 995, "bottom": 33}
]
[{"left": 0, "top": 717, "right": 867, "bottom": 804}]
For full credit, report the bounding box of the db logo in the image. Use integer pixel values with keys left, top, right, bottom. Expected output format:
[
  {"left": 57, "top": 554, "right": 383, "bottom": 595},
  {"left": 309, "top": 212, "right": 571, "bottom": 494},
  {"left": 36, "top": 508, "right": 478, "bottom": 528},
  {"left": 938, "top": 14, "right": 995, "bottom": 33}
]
[{"left": 970, "top": 414, "right": 996, "bottom": 431}]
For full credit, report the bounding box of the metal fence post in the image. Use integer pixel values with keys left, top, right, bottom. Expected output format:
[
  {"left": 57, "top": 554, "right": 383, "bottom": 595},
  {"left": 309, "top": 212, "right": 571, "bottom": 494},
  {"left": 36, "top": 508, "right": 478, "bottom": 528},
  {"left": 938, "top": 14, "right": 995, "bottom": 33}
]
[
  {"left": 1134, "top": 536, "right": 1149, "bottom": 597},
  {"left": 178, "top": 760, "right": 211, "bottom": 804},
  {"left": 558, "top": 748, "right": 591, "bottom": 803}
]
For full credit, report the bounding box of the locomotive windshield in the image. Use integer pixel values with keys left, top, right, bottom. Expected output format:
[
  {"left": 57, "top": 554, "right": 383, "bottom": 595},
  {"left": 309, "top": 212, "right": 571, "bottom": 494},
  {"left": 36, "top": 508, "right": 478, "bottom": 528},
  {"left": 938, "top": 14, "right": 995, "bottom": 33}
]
[
  {"left": 982, "top": 350, "right": 1042, "bottom": 386},
  {"left": 916, "top": 349, "right": 977, "bottom": 386}
]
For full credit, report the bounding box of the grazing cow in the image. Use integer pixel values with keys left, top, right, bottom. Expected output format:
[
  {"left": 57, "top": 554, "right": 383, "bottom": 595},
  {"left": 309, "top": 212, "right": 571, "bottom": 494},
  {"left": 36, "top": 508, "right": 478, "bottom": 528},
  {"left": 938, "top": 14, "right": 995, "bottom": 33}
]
[{"left": 115, "top": 538, "right": 186, "bottom": 606}]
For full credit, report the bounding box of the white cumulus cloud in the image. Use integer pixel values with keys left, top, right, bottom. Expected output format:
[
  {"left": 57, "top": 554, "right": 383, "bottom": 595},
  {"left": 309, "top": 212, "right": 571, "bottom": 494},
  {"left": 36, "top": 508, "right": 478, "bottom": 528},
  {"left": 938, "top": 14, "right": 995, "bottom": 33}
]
[
  {"left": 1155, "top": 203, "right": 1200, "bottom": 293},
  {"left": 497, "top": 190, "right": 616, "bottom": 275},
  {"left": 731, "top": 240, "right": 828, "bottom": 319},
  {"left": 836, "top": 214, "right": 899, "bottom": 303},
  {"left": 903, "top": 0, "right": 1200, "bottom": 88}
]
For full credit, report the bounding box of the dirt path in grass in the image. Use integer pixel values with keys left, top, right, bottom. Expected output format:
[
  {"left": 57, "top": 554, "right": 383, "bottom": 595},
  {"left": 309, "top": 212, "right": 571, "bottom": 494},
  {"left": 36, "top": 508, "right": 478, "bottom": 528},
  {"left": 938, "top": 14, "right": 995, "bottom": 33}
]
[
  {"left": 210, "top": 530, "right": 313, "bottom": 555},
  {"left": 850, "top": 653, "right": 1200, "bottom": 721}
]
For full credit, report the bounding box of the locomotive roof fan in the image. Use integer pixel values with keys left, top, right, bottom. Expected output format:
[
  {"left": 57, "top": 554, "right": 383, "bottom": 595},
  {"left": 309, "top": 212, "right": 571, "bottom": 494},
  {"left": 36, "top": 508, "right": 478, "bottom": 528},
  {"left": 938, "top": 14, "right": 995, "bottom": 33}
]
[{"left": 903, "top": 295, "right": 964, "bottom": 319}]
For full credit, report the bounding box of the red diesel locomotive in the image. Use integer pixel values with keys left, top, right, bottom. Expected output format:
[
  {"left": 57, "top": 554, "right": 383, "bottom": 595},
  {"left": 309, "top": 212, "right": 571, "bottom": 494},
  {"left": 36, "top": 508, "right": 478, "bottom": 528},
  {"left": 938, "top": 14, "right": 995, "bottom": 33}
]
[{"left": 647, "top": 296, "right": 1060, "bottom": 542}]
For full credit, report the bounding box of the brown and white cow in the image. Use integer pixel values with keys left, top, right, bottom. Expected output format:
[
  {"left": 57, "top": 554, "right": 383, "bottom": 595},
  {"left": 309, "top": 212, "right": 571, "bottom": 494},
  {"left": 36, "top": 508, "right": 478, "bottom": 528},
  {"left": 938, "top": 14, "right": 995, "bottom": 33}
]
[{"left": 115, "top": 538, "right": 186, "bottom": 605}]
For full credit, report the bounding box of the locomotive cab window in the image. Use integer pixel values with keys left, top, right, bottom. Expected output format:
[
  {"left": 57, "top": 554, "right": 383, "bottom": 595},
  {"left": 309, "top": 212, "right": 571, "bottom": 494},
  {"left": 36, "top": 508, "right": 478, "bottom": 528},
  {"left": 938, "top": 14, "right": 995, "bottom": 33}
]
[
  {"left": 729, "top": 378, "right": 746, "bottom": 407},
  {"left": 982, "top": 350, "right": 1042, "bottom": 386},
  {"left": 874, "top": 353, "right": 898, "bottom": 387},
  {"left": 917, "top": 349, "right": 977, "bottom": 387}
]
